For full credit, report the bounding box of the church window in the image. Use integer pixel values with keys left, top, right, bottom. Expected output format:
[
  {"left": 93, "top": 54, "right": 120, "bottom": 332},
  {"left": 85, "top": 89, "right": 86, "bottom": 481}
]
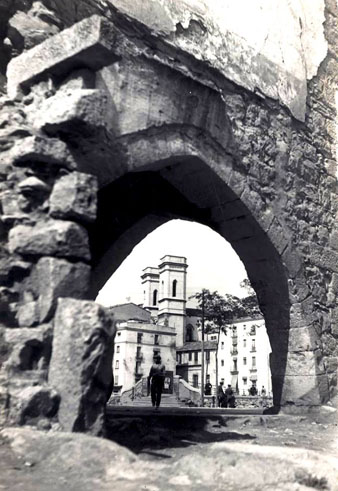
[
  {"left": 153, "top": 289, "right": 158, "bottom": 306},
  {"left": 172, "top": 279, "right": 177, "bottom": 297},
  {"left": 186, "top": 324, "right": 193, "bottom": 342}
]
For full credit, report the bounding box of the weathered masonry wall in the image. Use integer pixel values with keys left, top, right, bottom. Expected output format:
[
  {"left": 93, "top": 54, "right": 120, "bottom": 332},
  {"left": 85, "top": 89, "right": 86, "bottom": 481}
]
[{"left": 0, "top": 1, "right": 337, "bottom": 433}]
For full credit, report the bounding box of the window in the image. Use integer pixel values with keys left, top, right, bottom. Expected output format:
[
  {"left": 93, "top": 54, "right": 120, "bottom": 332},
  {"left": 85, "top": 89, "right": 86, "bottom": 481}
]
[
  {"left": 194, "top": 351, "right": 198, "bottom": 362},
  {"left": 251, "top": 339, "right": 256, "bottom": 351},
  {"left": 154, "top": 334, "right": 159, "bottom": 345},
  {"left": 211, "top": 335, "right": 217, "bottom": 340},
  {"left": 243, "top": 357, "right": 247, "bottom": 366},
  {"left": 136, "top": 346, "right": 141, "bottom": 358},
  {"left": 115, "top": 360, "right": 119, "bottom": 369},
  {"left": 189, "top": 352, "right": 192, "bottom": 361},
  {"left": 233, "top": 359, "right": 237, "bottom": 371},
  {"left": 193, "top": 374, "right": 198, "bottom": 388},
  {"left": 186, "top": 324, "right": 193, "bottom": 342},
  {"left": 114, "top": 375, "right": 119, "bottom": 385},
  {"left": 172, "top": 279, "right": 177, "bottom": 297},
  {"left": 252, "top": 356, "right": 256, "bottom": 367},
  {"left": 135, "top": 361, "right": 141, "bottom": 374},
  {"left": 221, "top": 360, "right": 224, "bottom": 367},
  {"left": 137, "top": 333, "right": 143, "bottom": 344},
  {"left": 116, "top": 345, "right": 120, "bottom": 353},
  {"left": 117, "top": 332, "right": 121, "bottom": 336},
  {"left": 177, "top": 353, "right": 182, "bottom": 364},
  {"left": 221, "top": 342, "right": 224, "bottom": 350},
  {"left": 153, "top": 289, "right": 158, "bottom": 306},
  {"left": 243, "top": 339, "right": 247, "bottom": 348},
  {"left": 153, "top": 349, "right": 160, "bottom": 357},
  {"left": 243, "top": 377, "right": 247, "bottom": 385},
  {"left": 206, "top": 351, "right": 210, "bottom": 362},
  {"left": 250, "top": 325, "right": 256, "bottom": 335}
]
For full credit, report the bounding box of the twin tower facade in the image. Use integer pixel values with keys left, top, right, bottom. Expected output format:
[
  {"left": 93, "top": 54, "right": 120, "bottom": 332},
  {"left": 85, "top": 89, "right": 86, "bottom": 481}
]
[{"left": 141, "top": 255, "right": 188, "bottom": 347}]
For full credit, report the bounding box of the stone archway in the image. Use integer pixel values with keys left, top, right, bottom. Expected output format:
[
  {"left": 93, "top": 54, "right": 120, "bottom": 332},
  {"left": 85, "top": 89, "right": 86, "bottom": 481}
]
[{"left": 0, "top": 10, "right": 336, "bottom": 434}]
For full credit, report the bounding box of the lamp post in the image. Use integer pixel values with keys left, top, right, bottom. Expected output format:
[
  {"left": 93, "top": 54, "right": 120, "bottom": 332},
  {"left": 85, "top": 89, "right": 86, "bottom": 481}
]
[{"left": 201, "top": 289, "right": 205, "bottom": 407}]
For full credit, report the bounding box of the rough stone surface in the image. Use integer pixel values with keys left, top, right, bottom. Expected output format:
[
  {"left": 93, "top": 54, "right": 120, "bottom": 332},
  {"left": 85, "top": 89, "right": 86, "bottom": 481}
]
[
  {"left": 6, "top": 15, "right": 120, "bottom": 97},
  {"left": 48, "top": 298, "right": 115, "bottom": 435},
  {"left": 9, "top": 220, "right": 90, "bottom": 261},
  {"left": 16, "top": 300, "right": 39, "bottom": 327},
  {"left": 34, "top": 257, "right": 91, "bottom": 322},
  {"left": 1, "top": 424, "right": 338, "bottom": 491},
  {"left": 49, "top": 172, "right": 98, "bottom": 223},
  {"left": 34, "top": 89, "right": 112, "bottom": 135},
  {"left": 8, "top": 135, "right": 76, "bottom": 170},
  {"left": 7, "top": 385, "right": 60, "bottom": 425}
]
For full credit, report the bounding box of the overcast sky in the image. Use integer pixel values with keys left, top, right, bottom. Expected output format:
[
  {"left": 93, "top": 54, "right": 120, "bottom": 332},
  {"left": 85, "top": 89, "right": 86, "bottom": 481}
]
[{"left": 96, "top": 219, "right": 248, "bottom": 308}]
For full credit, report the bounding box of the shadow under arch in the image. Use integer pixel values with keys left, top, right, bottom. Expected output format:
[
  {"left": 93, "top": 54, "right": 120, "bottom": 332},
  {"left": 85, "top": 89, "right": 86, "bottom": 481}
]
[{"left": 88, "top": 152, "right": 291, "bottom": 408}]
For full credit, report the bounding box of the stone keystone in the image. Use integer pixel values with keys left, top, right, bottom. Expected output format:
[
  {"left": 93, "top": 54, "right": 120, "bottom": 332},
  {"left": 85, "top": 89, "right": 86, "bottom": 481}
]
[
  {"left": 9, "top": 135, "right": 76, "bottom": 170},
  {"left": 48, "top": 298, "right": 115, "bottom": 435},
  {"left": 7, "top": 15, "right": 120, "bottom": 98}
]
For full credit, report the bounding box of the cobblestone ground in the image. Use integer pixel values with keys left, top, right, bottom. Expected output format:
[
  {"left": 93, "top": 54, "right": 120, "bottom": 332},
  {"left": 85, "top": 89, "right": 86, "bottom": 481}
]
[{"left": 0, "top": 408, "right": 337, "bottom": 490}]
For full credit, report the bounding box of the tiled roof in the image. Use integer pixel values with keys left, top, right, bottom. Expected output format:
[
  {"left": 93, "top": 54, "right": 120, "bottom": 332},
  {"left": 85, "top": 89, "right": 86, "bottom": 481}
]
[
  {"left": 177, "top": 341, "right": 218, "bottom": 352},
  {"left": 108, "top": 303, "right": 151, "bottom": 323}
]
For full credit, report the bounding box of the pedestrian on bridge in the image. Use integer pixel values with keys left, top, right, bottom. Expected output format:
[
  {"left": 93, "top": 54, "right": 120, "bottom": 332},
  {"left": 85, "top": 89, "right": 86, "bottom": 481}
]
[{"left": 148, "top": 354, "right": 166, "bottom": 409}]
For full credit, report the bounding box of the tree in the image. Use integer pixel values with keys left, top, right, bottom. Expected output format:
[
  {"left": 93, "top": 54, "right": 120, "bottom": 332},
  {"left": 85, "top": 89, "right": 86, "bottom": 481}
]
[
  {"left": 192, "top": 289, "right": 245, "bottom": 395},
  {"left": 239, "top": 279, "right": 261, "bottom": 317},
  {"left": 192, "top": 281, "right": 261, "bottom": 395}
]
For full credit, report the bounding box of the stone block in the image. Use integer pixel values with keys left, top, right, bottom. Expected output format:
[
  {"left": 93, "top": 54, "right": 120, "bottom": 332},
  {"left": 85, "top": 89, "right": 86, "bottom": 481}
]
[
  {"left": 35, "top": 257, "right": 91, "bottom": 322},
  {"left": 59, "top": 69, "right": 96, "bottom": 91},
  {"left": 16, "top": 300, "right": 39, "bottom": 327},
  {"left": 270, "top": 350, "right": 325, "bottom": 376},
  {"left": 49, "top": 172, "right": 98, "bottom": 223},
  {"left": 9, "top": 135, "right": 76, "bottom": 170},
  {"left": 48, "top": 298, "right": 115, "bottom": 435},
  {"left": 8, "top": 385, "right": 60, "bottom": 425},
  {"left": 287, "top": 326, "right": 321, "bottom": 352},
  {"left": 310, "top": 244, "right": 338, "bottom": 273},
  {"left": 274, "top": 374, "right": 330, "bottom": 406},
  {"left": 34, "top": 89, "right": 109, "bottom": 136},
  {"left": 9, "top": 220, "right": 90, "bottom": 261},
  {"left": 3, "top": 325, "right": 52, "bottom": 373},
  {"left": 7, "top": 15, "right": 119, "bottom": 98}
]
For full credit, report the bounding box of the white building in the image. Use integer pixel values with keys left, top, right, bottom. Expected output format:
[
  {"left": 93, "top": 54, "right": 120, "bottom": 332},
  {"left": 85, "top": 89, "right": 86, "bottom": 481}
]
[
  {"left": 110, "top": 303, "right": 176, "bottom": 392},
  {"left": 215, "top": 317, "right": 272, "bottom": 396}
]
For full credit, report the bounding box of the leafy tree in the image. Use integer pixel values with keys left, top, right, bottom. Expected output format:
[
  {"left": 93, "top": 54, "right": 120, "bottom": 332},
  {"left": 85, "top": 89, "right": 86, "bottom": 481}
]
[{"left": 192, "top": 281, "right": 261, "bottom": 392}]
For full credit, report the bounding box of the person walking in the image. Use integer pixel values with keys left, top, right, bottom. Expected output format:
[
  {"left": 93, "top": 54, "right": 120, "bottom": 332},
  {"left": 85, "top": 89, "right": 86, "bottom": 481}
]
[
  {"left": 217, "top": 381, "right": 226, "bottom": 407},
  {"left": 148, "top": 354, "right": 166, "bottom": 409},
  {"left": 225, "top": 384, "right": 236, "bottom": 408}
]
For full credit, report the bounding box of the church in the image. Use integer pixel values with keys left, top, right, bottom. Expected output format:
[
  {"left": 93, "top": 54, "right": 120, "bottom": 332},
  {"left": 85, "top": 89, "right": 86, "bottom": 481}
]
[{"left": 110, "top": 255, "right": 271, "bottom": 397}]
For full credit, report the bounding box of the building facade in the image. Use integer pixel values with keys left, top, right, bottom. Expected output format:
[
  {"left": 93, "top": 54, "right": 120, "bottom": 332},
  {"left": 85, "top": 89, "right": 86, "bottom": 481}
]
[
  {"left": 112, "top": 315, "right": 176, "bottom": 392},
  {"left": 112, "top": 256, "right": 272, "bottom": 397}
]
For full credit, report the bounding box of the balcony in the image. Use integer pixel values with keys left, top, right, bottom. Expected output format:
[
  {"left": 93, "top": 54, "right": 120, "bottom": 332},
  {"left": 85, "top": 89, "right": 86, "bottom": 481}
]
[
  {"left": 250, "top": 348, "right": 256, "bottom": 353},
  {"left": 250, "top": 368, "right": 257, "bottom": 373},
  {"left": 230, "top": 370, "right": 239, "bottom": 375}
]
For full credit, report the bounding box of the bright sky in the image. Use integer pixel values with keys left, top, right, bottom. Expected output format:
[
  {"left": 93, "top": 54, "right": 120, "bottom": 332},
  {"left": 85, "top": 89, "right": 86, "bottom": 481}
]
[{"left": 96, "top": 219, "right": 248, "bottom": 308}]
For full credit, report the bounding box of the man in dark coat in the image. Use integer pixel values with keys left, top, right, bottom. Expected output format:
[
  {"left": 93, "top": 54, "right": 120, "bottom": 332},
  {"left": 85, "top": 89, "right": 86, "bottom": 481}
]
[
  {"left": 148, "top": 354, "right": 166, "bottom": 409},
  {"left": 217, "top": 381, "right": 226, "bottom": 407},
  {"left": 224, "top": 384, "right": 236, "bottom": 408}
]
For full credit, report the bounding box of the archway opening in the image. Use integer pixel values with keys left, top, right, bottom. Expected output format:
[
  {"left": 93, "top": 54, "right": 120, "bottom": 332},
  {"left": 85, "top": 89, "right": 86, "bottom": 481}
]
[{"left": 90, "top": 155, "right": 289, "bottom": 407}]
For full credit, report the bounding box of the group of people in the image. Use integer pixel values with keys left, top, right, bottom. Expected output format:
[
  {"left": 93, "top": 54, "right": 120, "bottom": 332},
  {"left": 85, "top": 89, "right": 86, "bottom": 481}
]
[{"left": 217, "top": 381, "right": 236, "bottom": 408}]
